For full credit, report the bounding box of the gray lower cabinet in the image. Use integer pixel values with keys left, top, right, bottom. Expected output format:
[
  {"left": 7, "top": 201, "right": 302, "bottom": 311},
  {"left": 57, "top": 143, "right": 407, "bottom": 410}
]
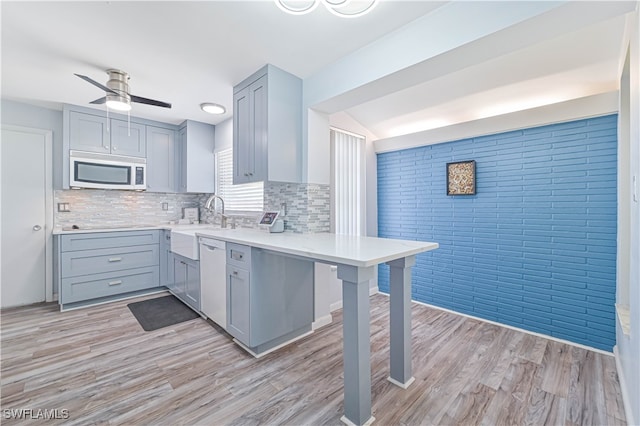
[
  {"left": 56, "top": 230, "right": 161, "bottom": 309},
  {"left": 169, "top": 252, "right": 200, "bottom": 312},
  {"left": 227, "top": 264, "right": 250, "bottom": 343},
  {"left": 226, "top": 243, "right": 313, "bottom": 354},
  {"left": 160, "top": 230, "right": 172, "bottom": 287}
]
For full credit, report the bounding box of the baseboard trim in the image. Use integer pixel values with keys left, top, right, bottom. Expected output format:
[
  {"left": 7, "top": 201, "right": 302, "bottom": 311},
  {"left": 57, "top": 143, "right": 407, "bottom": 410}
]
[
  {"left": 233, "top": 330, "right": 314, "bottom": 359},
  {"left": 312, "top": 314, "right": 333, "bottom": 330},
  {"left": 376, "top": 292, "right": 614, "bottom": 356},
  {"left": 614, "top": 345, "right": 636, "bottom": 426}
]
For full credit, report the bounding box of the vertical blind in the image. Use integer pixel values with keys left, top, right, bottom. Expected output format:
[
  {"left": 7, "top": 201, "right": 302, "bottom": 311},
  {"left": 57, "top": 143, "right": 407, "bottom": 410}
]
[
  {"left": 331, "top": 128, "right": 366, "bottom": 236},
  {"left": 215, "top": 148, "right": 264, "bottom": 212}
]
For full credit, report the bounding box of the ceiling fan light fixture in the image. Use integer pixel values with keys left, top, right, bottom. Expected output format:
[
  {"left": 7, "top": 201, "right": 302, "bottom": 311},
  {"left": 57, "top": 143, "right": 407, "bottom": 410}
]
[
  {"left": 200, "top": 103, "right": 226, "bottom": 115},
  {"left": 106, "top": 95, "right": 132, "bottom": 112}
]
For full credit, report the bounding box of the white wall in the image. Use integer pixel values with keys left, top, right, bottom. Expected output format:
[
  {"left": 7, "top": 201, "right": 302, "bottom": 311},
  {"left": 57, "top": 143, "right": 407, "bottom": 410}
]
[
  {"left": 1, "top": 100, "right": 63, "bottom": 188},
  {"left": 311, "top": 112, "right": 381, "bottom": 319},
  {"left": 615, "top": 7, "right": 640, "bottom": 426},
  {"left": 306, "top": 109, "right": 330, "bottom": 185}
]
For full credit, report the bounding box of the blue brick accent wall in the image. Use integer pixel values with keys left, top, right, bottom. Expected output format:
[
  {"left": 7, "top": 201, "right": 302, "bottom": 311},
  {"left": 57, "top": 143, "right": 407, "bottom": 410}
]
[{"left": 377, "top": 114, "right": 618, "bottom": 351}]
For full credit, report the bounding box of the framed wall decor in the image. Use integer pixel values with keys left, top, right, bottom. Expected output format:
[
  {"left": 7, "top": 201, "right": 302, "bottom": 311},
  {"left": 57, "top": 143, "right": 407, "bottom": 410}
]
[{"left": 446, "top": 160, "right": 476, "bottom": 195}]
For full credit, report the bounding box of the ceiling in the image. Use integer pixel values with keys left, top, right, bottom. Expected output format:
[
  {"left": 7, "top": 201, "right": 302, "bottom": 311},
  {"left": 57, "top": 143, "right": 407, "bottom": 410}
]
[{"left": 1, "top": 1, "right": 636, "bottom": 140}]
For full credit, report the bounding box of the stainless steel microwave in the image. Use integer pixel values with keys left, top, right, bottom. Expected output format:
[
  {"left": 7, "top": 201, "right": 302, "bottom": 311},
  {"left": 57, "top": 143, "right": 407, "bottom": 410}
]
[{"left": 69, "top": 150, "right": 146, "bottom": 190}]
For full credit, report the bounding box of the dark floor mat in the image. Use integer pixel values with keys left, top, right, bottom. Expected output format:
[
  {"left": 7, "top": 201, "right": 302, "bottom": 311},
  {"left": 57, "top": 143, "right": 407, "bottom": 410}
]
[{"left": 127, "top": 295, "right": 200, "bottom": 331}]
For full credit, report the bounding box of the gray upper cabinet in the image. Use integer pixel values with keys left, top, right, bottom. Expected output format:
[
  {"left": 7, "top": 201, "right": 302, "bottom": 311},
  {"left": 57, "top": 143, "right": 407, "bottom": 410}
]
[
  {"left": 109, "top": 119, "right": 146, "bottom": 157},
  {"left": 68, "top": 111, "right": 146, "bottom": 157},
  {"left": 233, "top": 75, "right": 266, "bottom": 184},
  {"left": 146, "top": 126, "right": 177, "bottom": 193},
  {"left": 63, "top": 105, "right": 215, "bottom": 192},
  {"left": 232, "top": 64, "right": 302, "bottom": 184},
  {"left": 178, "top": 120, "right": 215, "bottom": 193},
  {"left": 68, "top": 111, "right": 109, "bottom": 154}
]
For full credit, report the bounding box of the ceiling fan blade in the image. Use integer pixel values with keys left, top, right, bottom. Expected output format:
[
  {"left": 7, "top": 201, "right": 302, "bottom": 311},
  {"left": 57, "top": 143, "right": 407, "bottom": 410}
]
[
  {"left": 74, "top": 73, "right": 118, "bottom": 95},
  {"left": 89, "top": 97, "right": 107, "bottom": 105},
  {"left": 130, "top": 94, "right": 172, "bottom": 109}
]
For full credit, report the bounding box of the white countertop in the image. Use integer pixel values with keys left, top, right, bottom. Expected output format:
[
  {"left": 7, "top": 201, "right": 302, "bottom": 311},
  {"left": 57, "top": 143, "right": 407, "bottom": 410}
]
[
  {"left": 53, "top": 225, "right": 438, "bottom": 267},
  {"left": 197, "top": 229, "right": 438, "bottom": 268},
  {"left": 52, "top": 223, "right": 215, "bottom": 235}
]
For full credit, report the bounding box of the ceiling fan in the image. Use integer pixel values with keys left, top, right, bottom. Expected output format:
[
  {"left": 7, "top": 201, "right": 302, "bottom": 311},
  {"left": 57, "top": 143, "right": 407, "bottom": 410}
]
[{"left": 74, "top": 69, "right": 172, "bottom": 111}]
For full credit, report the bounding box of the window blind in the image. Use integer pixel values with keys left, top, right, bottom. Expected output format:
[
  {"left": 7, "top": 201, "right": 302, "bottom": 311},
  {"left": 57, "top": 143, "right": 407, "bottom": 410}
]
[
  {"left": 331, "top": 128, "right": 365, "bottom": 236},
  {"left": 215, "top": 148, "right": 264, "bottom": 212}
]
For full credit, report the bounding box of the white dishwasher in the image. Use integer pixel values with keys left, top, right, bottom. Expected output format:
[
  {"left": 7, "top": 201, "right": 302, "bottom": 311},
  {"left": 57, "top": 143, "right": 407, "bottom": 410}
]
[{"left": 199, "top": 237, "right": 227, "bottom": 329}]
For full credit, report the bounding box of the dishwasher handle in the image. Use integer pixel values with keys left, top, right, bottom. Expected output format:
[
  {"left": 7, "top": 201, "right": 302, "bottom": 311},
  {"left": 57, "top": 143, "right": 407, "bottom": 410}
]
[{"left": 199, "top": 238, "right": 226, "bottom": 251}]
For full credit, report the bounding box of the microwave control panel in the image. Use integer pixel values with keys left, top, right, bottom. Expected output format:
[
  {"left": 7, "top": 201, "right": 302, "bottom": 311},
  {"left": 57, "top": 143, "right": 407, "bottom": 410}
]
[{"left": 135, "top": 167, "right": 145, "bottom": 185}]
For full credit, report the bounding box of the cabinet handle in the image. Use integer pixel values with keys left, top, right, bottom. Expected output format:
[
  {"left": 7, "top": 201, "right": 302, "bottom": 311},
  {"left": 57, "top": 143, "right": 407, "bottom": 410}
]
[
  {"left": 248, "top": 172, "right": 253, "bottom": 176},
  {"left": 113, "top": 146, "right": 117, "bottom": 151},
  {"left": 104, "top": 146, "right": 109, "bottom": 150},
  {"left": 108, "top": 257, "right": 122, "bottom": 262},
  {"left": 244, "top": 173, "right": 248, "bottom": 177},
  {"left": 108, "top": 280, "right": 122, "bottom": 286},
  {"left": 233, "top": 271, "right": 238, "bottom": 276}
]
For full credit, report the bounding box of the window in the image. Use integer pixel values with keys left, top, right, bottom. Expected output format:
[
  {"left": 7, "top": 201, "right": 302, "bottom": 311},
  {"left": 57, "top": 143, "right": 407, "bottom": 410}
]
[
  {"left": 215, "top": 148, "right": 263, "bottom": 212},
  {"left": 331, "top": 128, "right": 366, "bottom": 236}
]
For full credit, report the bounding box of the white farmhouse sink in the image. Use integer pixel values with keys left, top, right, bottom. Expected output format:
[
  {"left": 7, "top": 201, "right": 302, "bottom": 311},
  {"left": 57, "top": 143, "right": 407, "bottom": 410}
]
[{"left": 171, "top": 229, "right": 201, "bottom": 260}]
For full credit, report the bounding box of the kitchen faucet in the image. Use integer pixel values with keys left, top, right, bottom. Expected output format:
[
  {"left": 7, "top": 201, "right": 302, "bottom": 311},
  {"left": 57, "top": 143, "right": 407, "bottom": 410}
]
[{"left": 205, "top": 194, "right": 228, "bottom": 228}]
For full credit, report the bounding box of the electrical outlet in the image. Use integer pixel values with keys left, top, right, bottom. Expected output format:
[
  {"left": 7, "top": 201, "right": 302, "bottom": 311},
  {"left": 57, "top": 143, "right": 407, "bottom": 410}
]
[
  {"left": 57, "top": 203, "right": 70, "bottom": 212},
  {"left": 162, "top": 202, "right": 169, "bottom": 211}
]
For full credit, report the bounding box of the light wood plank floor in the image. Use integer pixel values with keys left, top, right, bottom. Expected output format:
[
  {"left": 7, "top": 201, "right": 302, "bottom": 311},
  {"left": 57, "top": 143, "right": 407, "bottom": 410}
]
[{"left": 1, "top": 292, "right": 626, "bottom": 425}]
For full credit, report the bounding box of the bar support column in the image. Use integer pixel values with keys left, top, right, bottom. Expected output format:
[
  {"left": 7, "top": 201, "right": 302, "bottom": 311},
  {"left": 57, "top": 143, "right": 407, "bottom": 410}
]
[
  {"left": 338, "top": 264, "right": 375, "bottom": 426},
  {"left": 386, "top": 255, "right": 415, "bottom": 388}
]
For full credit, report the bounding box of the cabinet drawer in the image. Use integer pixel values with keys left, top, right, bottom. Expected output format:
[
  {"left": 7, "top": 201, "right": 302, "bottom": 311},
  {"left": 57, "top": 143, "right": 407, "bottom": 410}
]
[
  {"left": 60, "top": 267, "right": 160, "bottom": 304},
  {"left": 227, "top": 243, "right": 251, "bottom": 268},
  {"left": 61, "top": 245, "right": 159, "bottom": 277},
  {"left": 61, "top": 230, "right": 160, "bottom": 252}
]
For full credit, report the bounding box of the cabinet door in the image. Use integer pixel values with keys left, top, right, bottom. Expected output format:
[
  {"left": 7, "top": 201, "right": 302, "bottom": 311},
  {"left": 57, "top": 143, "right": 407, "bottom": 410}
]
[
  {"left": 184, "top": 260, "right": 200, "bottom": 311},
  {"left": 147, "top": 126, "right": 176, "bottom": 192},
  {"left": 248, "top": 75, "right": 267, "bottom": 183},
  {"left": 110, "top": 119, "right": 146, "bottom": 157},
  {"left": 178, "top": 127, "right": 188, "bottom": 192},
  {"left": 233, "top": 86, "right": 251, "bottom": 185},
  {"left": 172, "top": 254, "right": 186, "bottom": 300},
  {"left": 227, "top": 266, "right": 250, "bottom": 345},
  {"left": 69, "top": 111, "right": 110, "bottom": 153},
  {"left": 160, "top": 231, "right": 171, "bottom": 287}
]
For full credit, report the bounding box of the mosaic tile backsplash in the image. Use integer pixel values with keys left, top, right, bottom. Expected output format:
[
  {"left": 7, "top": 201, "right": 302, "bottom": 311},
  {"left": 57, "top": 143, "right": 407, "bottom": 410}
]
[
  {"left": 54, "top": 182, "right": 330, "bottom": 233},
  {"left": 54, "top": 190, "right": 206, "bottom": 229},
  {"left": 264, "top": 182, "right": 330, "bottom": 233}
]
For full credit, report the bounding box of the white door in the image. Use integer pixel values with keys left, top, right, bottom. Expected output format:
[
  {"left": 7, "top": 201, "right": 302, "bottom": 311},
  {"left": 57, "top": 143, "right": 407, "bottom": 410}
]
[{"left": 1, "top": 127, "right": 49, "bottom": 308}]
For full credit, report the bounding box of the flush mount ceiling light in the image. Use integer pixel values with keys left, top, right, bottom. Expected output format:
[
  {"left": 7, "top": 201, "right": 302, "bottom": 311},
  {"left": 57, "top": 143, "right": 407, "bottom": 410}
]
[
  {"left": 105, "top": 94, "right": 132, "bottom": 112},
  {"left": 275, "top": 0, "right": 378, "bottom": 18},
  {"left": 200, "top": 103, "right": 226, "bottom": 115}
]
